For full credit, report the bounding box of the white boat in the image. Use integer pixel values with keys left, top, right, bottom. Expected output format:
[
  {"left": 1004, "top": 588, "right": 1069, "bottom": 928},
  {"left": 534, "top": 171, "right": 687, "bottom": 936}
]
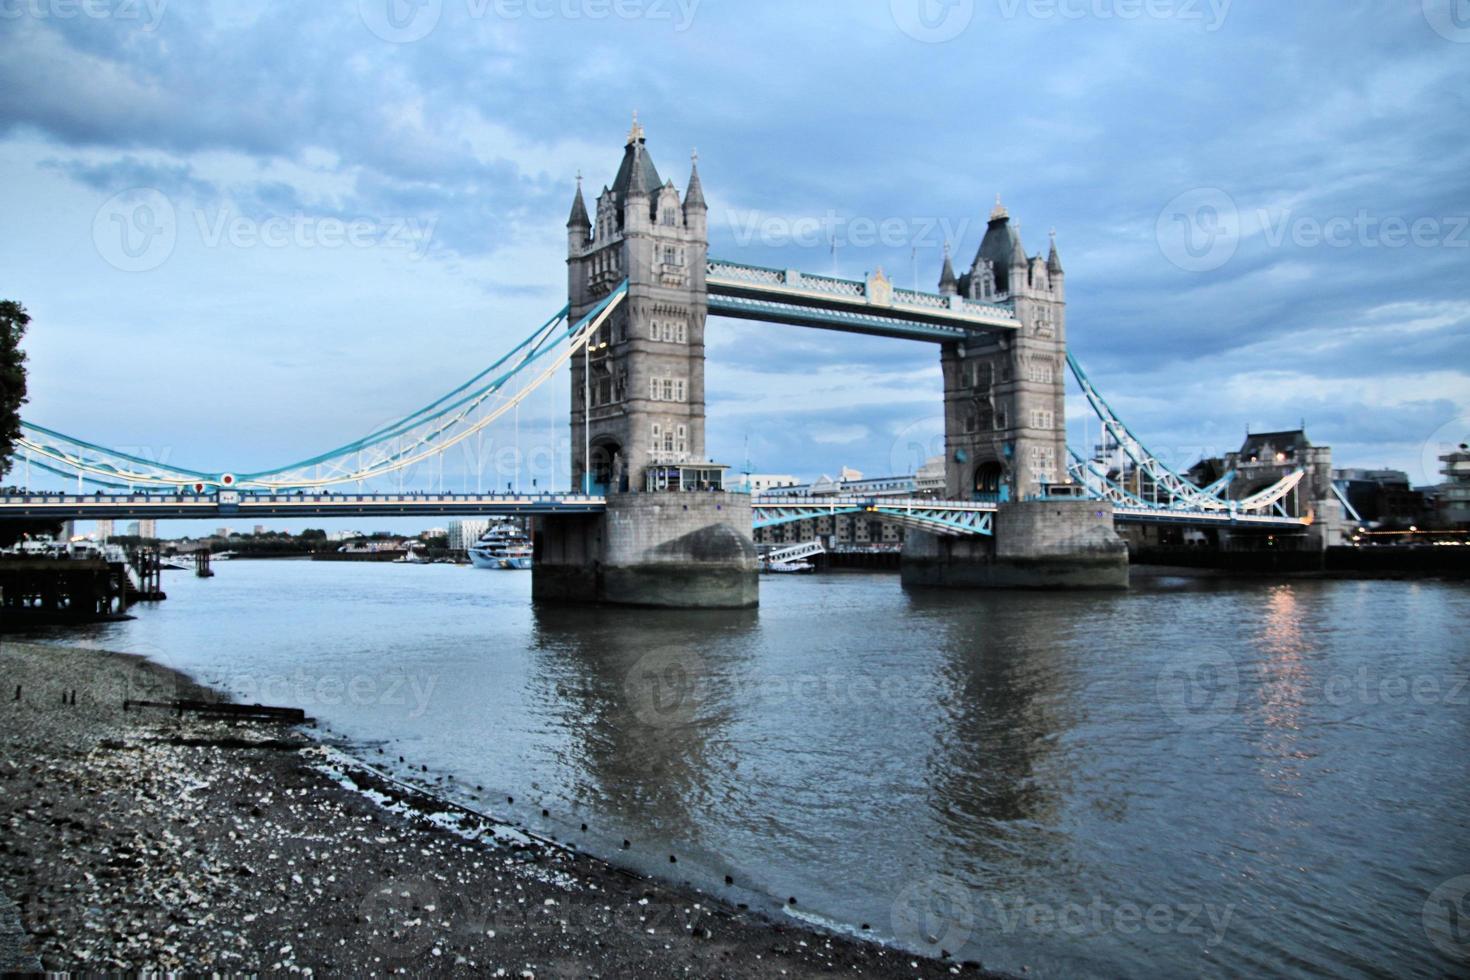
[
  {"left": 468, "top": 524, "right": 534, "bottom": 570},
  {"left": 763, "top": 559, "right": 816, "bottom": 574}
]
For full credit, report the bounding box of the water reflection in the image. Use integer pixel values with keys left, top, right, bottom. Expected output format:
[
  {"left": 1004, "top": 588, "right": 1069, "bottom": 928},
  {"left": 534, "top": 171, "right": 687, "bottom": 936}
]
[
  {"left": 529, "top": 603, "right": 758, "bottom": 853},
  {"left": 1250, "top": 585, "right": 1320, "bottom": 795}
]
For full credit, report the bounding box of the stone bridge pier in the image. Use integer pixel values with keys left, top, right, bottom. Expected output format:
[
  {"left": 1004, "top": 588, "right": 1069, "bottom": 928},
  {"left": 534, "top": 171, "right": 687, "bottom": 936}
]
[
  {"left": 533, "top": 493, "right": 758, "bottom": 609},
  {"left": 901, "top": 500, "right": 1128, "bottom": 590}
]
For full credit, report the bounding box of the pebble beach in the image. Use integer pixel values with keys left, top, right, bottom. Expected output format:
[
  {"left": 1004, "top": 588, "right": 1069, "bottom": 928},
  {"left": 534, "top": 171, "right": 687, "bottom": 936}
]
[{"left": 0, "top": 641, "right": 1002, "bottom": 977}]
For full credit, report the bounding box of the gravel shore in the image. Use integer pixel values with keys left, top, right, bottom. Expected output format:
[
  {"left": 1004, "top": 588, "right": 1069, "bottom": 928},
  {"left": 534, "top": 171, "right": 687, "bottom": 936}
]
[{"left": 0, "top": 641, "right": 1003, "bottom": 977}]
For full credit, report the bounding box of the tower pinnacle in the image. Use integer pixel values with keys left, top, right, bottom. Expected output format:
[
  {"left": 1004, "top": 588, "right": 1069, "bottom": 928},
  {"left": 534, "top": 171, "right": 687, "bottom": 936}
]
[
  {"left": 990, "top": 194, "right": 1008, "bottom": 221},
  {"left": 938, "top": 242, "right": 959, "bottom": 295},
  {"left": 685, "top": 149, "right": 707, "bottom": 211},
  {"left": 627, "top": 110, "right": 645, "bottom": 145}
]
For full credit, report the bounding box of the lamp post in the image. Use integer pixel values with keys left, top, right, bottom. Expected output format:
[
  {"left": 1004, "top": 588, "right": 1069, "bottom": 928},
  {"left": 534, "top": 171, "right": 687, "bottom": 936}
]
[{"left": 583, "top": 336, "right": 608, "bottom": 494}]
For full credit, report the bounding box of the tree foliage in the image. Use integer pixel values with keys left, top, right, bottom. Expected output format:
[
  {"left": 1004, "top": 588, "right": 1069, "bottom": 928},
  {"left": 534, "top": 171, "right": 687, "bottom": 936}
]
[{"left": 1, "top": 300, "right": 31, "bottom": 482}]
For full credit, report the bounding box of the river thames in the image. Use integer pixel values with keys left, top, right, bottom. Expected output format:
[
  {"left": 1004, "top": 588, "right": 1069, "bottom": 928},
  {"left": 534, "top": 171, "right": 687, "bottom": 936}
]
[{"left": 33, "top": 562, "right": 1470, "bottom": 978}]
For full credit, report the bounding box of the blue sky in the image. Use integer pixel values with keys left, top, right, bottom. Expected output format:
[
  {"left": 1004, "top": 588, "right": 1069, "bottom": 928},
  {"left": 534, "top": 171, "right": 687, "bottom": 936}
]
[{"left": 2, "top": 0, "right": 1468, "bottom": 532}]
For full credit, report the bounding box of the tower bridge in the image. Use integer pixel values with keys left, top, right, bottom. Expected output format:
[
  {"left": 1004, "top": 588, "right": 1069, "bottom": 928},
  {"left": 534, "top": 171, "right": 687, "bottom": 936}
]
[{"left": 1, "top": 117, "right": 1340, "bottom": 606}]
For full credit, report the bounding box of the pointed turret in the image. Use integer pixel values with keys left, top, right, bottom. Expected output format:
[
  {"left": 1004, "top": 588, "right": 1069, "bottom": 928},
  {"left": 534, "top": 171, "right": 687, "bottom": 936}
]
[
  {"left": 1047, "top": 228, "right": 1063, "bottom": 275},
  {"left": 567, "top": 174, "right": 590, "bottom": 230},
  {"left": 609, "top": 111, "right": 664, "bottom": 228},
  {"left": 626, "top": 143, "right": 653, "bottom": 199},
  {"left": 975, "top": 194, "right": 1026, "bottom": 295},
  {"left": 684, "top": 149, "right": 707, "bottom": 212},
  {"left": 938, "top": 243, "right": 958, "bottom": 296},
  {"left": 1009, "top": 222, "right": 1028, "bottom": 270},
  {"left": 568, "top": 173, "right": 591, "bottom": 253}
]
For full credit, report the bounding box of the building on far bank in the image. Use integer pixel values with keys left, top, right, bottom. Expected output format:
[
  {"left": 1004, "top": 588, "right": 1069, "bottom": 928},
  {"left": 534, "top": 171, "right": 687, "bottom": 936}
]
[
  {"left": 749, "top": 458, "right": 946, "bottom": 551},
  {"left": 1435, "top": 447, "right": 1470, "bottom": 528},
  {"left": 731, "top": 474, "right": 800, "bottom": 494},
  {"left": 448, "top": 520, "right": 490, "bottom": 552},
  {"left": 95, "top": 519, "right": 114, "bottom": 541},
  {"left": 1333, "top": 468, "right": 1424, "bottom": 529}
]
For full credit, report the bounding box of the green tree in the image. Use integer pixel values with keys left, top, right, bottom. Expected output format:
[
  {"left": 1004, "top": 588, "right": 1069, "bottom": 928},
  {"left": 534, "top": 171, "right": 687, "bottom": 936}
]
[
  {"left": 0, "top": 300, "right": 31, "bottom": 480},
  {"left": 0, "top": 299, "right": 58, "bottom": 546}
]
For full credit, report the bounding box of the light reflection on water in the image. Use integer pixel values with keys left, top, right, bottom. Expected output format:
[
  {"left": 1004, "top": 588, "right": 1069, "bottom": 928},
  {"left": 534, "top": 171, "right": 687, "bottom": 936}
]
[{"left": 31, "top": 563, "right": 1470, "bottom": 979}]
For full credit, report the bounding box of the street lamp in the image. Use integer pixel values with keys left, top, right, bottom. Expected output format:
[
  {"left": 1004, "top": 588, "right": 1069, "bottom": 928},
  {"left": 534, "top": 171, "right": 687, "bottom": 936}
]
[{"left": 583, "top": 336, "right": 609, "bottom": 494}]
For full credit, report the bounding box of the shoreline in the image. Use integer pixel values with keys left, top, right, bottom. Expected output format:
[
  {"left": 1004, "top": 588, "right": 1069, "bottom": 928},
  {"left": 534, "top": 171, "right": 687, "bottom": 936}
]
[{"left": 0, "top": 641, "right": 1003, "bottom": 976}]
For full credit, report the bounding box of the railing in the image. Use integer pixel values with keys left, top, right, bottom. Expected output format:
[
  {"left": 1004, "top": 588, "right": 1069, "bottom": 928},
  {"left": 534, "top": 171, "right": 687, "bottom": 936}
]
[{"left": 707, "top": 259, "right": 1018, "bottom": 325}]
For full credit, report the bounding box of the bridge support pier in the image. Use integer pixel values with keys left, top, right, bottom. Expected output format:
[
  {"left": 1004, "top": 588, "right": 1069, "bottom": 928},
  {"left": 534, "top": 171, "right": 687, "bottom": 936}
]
[
  {"left": 901, "top": 499, "right": 1129, "bottom": 590},
  {"left": 533, "top": 493, "right": 759, "bottom": 609}
]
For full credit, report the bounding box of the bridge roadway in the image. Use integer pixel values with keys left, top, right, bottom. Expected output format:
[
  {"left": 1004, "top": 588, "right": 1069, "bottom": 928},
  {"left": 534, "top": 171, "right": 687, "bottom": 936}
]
[
  {"left": 0, "top": 491, "right": 1311, "bottom": 533},
  {"left": 705, "top": 259, "right": 1018, "bottom": 342}
]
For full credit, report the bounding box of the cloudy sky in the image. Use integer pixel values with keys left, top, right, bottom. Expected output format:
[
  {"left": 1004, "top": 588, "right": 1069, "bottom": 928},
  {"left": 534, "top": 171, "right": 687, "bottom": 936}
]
[{"left": 3, "top": 0, "right": 1467, "bottom": 521}]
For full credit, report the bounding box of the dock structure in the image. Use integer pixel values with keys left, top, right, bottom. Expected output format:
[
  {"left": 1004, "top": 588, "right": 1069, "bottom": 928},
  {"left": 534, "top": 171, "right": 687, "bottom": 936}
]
[{"left": 0, "top": 556, "right": 132, "bottom": 625}]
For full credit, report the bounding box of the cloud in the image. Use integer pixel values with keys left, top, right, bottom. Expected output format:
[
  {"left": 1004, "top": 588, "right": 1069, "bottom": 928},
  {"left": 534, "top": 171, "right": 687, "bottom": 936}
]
[{"left": 2, "top": 0, "right": 1467, "bottom": 489}]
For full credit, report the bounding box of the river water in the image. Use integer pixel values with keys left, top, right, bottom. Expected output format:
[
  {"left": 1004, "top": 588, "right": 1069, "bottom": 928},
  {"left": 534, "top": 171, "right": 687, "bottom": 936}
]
[{"left": 25, "top": 561, "right": 1470, "bottom": 978}]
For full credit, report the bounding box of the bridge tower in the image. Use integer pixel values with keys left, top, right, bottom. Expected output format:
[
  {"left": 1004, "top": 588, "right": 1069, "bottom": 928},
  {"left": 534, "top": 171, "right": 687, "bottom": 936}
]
[
  {"left": 566, "top": 114, "right": 709, "bottom": 494},
  {"left": 536, "top": 117, "right": 757, "bottom": 609},
  {"left": 938, "top": 198, "right": 1067, "bottom": 502},
  {"left": 906, "top": 199, "right": 1127, "bottom": 589}
]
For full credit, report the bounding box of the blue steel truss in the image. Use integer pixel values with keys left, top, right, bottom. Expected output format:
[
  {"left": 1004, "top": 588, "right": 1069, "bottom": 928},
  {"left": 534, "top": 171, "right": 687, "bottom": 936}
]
[{"left": 753, "top": 497, "right": 997, "bottom": 536}]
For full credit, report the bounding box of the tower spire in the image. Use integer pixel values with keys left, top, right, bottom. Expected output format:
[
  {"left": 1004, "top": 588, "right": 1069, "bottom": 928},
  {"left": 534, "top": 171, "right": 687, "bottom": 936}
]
[
  {"left": 567, "top": 170, "right": 590, "bottom": 229},
  {"left": 627, "top": 109, "right": 645, "bottom": 146},
  {"left": 1047, "top": 227, "right": 1063, "bottom": 274},
  {"left": 684, "top": 147, "right": 707, "bottom": 211},
  {"left": 990, "top": 194, "right": 1008, "bottom": 221},
  {"left": 938, "top": 241, "right": 958, "bottom": 295}
]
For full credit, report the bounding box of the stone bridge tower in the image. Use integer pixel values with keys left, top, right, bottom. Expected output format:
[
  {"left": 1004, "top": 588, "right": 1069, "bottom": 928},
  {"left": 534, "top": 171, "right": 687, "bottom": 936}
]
[
  {"left": 937, "top": 198, "right": 1068, "bottom": 503},
  {"left": 566, "top": 115, "right": 709, "bottom": 493},
  {"left": 539, "top": 117, "right": 755, "bottom": 609},
  {"left": 906, "top": 198, "right": 1127, "bottom": 589}
]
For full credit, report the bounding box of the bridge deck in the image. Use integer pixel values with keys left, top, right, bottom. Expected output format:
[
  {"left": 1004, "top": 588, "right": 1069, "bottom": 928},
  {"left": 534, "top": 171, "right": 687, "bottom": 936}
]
[
  {"left": 0, "top": 492, "right": 1309, "bottom": 531},
  {"left": 0, "top": 492, "right": 608, "bottom": 521},
  {"left": 706, "top": 259, "right": 1017, "bottom": 341}
]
